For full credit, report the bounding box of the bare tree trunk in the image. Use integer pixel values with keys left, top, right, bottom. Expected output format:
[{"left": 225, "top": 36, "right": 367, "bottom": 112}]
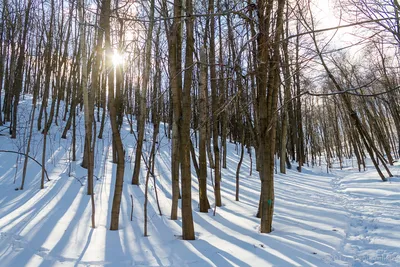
[
  {"left": 144, "top": 115, "right": 160, "bottom": 236},
  {"left": 109, "top": 93, "right": 125, "bottom": 230},
  {"left": 208, "top": 0, "right": 221, "bottom": 207},
  {"left": 78, "top": 0, "right": 95, "bottom": 228},
  {"left": 294, "top": 22, "right": 304, "bottom": 171},
  {"left": 218, "top": 0, "right": 227, "bottom": 169},
  {"left": 257, "top": 0, "right": 285, "bottom": 233},
  {"left": 280, "top": 9, "right": 291, "bottom": 174},
  {"left": 41, "top": 110, "right": 48, "bottom": 189},
  {"left": 37, "top": 0, "right": 55, "bottom": 133},
  {"left": 0, "top": 3, "right": 4, "bottom": 126},
  {"left": 181, "top": 0, "right": 195, "bottom": 240},
  {"left": 132, "top": 0, "right": 155, "bottom": 185},
  {"left": 236, "top": 130, "right": 245, "bottom": 201},
  {"left": 169, "top": 0, "right": 182, "bottom": 220},
  {"left": 10, "top": 0, "right": 32, "bottom": 139},
  {"left": 97, "top": 70, "right": 107, "bottom": 139},
  {"left": 20, "top": 56, "right": 41, "bottom": 190},
  {"left": 198, "top": 47, "right": 210, "bottom": 212},
  {"left": 61, "top": 39, "right": 79, "bottom": 139}
]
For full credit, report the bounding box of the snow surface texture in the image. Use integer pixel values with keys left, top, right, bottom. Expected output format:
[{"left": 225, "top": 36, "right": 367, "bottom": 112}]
[{"left": 0, "top": 97, "right": 399, "bottom": 267}]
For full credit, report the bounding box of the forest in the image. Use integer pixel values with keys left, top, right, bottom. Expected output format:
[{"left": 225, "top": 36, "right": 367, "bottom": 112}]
[{"left": 0, "top": 0, "right": 400, "bottom": 266}]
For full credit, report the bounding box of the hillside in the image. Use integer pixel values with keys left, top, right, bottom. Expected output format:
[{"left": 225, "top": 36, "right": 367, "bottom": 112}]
[{"left": 0, "top": 97, "right": 399, "bottom": 267}]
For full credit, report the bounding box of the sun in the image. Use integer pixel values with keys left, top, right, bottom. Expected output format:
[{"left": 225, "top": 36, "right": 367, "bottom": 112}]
[{"left": 111, "top": 51, "right": 124, "bottom": 66}]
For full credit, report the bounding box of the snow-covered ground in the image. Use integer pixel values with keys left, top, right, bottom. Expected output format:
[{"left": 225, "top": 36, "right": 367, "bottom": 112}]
[{"left": 0, "top": 97, "right": 399, "bottom": 267}]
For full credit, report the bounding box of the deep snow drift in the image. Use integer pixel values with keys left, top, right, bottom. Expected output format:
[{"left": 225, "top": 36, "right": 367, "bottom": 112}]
[{"left": 0, "top": 97, "right": 399, "bottom": 266}]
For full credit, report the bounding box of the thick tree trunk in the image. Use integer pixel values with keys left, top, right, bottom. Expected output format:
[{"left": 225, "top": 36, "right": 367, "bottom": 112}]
[
  {"left": 256, "top": 0, "right": 285, "bottom": 233},
  {"left": 109, "top": 99, "right": 125, "bottom": 230},
  {"left": 180, "top": 0, "right": 195, "bottom": 240},
  {"left": 169, "top": 0, "right": 182, "bottom": 221}
]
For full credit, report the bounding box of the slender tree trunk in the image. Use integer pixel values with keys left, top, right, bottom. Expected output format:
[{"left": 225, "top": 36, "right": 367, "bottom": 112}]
[
  {"left": 20, "top": 58, "right": 40, "bottom": 190},
  {"left": 0, "top": 4, "right": 5, "bottom": 126},
  {"left": 198, "top": 47, "right": 210, "bottom": 212},
  {"left": 280, "top": 11, "right": 291, "bottom": 174},
  {"left": 11, "top": 0, "right": 32, "bottom": 139},
  {"left": 236, "top": 130, "right": 245, "bottom": 201},
  {"left": 78, "top": 0, "right": 95, "bottom": 228},
  {"left": 217, "top": 0, "right": 227, "bottom": 169},
  {"left": 41, "top": 110, "right": 48, "bottom": 189},
  {"left": 208, "top": 0, "right": 221, "bottom": 207},
  {"left": 144, "top": 117, "right": 160, "bottom": 236},
  {"left": 132, "top": 0, "right": 155, "bottom": 185}
]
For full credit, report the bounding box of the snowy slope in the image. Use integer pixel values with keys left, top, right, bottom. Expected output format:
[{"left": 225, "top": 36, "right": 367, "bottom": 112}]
[{"left": 0, "top": 97, "right": 399, "bottom": 267}]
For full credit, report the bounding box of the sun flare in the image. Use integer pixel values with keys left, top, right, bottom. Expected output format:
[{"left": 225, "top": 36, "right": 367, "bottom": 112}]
[{"left": 111, "top": 52, "right": 124, "bottom": 66}]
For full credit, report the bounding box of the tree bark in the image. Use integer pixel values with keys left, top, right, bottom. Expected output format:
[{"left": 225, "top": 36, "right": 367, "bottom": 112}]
[
  {"left": 256, "top": 0, "right": 285, "bottom": 233},
  {"left": 132, "top": 0, "right": 155, "bottom": 185},
  {"left": 169, "top": 0, "right": 182, "bottom": 221},
  {"left": 78, "top": 0, "right": 95, "bottom": 228},
  {"left": 198, "top": 47, "right": 210, "bottom": 212},
  {"left": 180, "top": 0, "right": 195, "bottom": 240}
]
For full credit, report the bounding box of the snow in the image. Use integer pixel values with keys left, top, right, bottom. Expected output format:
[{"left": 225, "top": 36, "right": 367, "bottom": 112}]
[{"left": 0, "top": 97, "right": 400, "bottom": 266}]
